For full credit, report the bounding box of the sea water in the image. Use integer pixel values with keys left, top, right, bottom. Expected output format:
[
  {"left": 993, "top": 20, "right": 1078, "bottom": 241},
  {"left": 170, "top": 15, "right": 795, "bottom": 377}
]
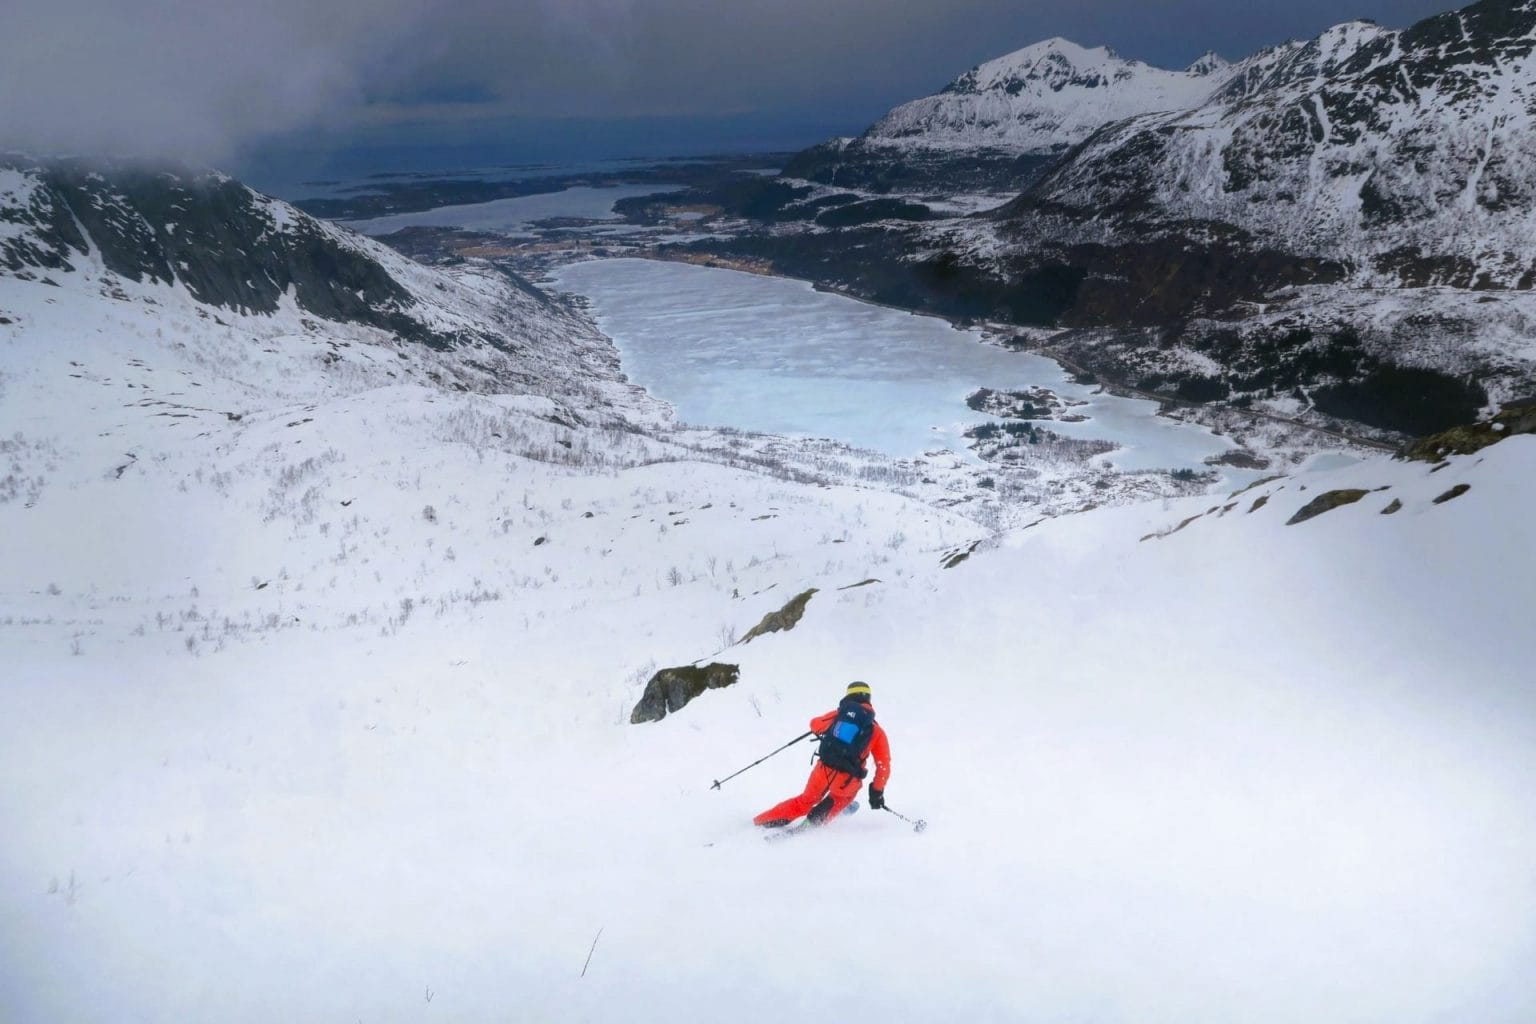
[{"left": 346, "top": 185, "right": 686, "bottom": 236}]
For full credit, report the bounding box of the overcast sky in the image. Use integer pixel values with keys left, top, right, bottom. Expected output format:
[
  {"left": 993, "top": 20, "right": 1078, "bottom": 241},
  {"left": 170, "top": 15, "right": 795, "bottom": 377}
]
[{"left": 2, "top": 0, "right": 1458, "bottom": 168}]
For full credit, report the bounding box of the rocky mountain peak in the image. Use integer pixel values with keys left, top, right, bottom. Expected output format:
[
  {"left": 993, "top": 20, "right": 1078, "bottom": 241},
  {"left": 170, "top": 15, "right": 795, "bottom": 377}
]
[
  {"left": 862, "top": 35, "right": 1231, "bottom": 156},
  {"left": 941, "top": 37, "right": 1126, "bottom": 96},
  {"left": 1185, "top": 50, "right": 1231, "bottom": 76}
]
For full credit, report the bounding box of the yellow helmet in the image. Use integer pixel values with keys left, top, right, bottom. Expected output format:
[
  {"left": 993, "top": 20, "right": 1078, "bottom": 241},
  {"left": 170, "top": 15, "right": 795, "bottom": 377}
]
[{"left": 845, "top": 681, "right": 872, "bottom": 698}]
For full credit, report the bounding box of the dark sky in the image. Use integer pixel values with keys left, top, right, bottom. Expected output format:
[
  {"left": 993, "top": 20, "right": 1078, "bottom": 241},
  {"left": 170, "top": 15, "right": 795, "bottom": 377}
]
[{"left": 1, "top": 0, "right": 1460, "bottom": 167}]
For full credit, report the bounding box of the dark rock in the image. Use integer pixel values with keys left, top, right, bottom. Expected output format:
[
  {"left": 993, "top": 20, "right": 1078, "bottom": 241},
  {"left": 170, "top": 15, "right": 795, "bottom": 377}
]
[
  {"left": 782, "top": 138, "right": 1057, "bottom": 193},
  {"left": 1207, "top": 450, "right": 1272, "bottom": 470},
  {"left": 741, "top": 589, "right": 818, "bottom": 643},
  {"left": 941, "top": 540, "right": 982, "bottom": 568},
  {"left": 814, "top": 199, "right": 932, "bottom": 228},
  {"left": 1381, "top": 498, "right": 1403, "bottom": 514},
  {"left": 630, "top": 663, "right": 740, "bottom": 724},
  {"left": 0, "top": 155, "right": 505, "bottom": 353},
  {"left": 1432, "top": 483, "right": 1471, "bottom": 505},
  {"left": 1286, "top": 488, "right": 1371, "bottom": 525},
  {"left": 1402, "top": 399, "right": 1536, "bottom": 461}
]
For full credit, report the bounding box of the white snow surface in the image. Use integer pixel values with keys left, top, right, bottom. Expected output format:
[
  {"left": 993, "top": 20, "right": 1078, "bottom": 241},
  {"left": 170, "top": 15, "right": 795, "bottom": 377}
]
[
  {"left": 864, "top": 37, "right": 1234, "bottom": 155},
  {"left": 346, "top": 185, "right": 686, "bottom": 237},
  {"left": 0, "top": 168, "right": 41, "bottom": 242},
  {"left": 3, "top": 231, "right": 1536, "bottom": 1022}
]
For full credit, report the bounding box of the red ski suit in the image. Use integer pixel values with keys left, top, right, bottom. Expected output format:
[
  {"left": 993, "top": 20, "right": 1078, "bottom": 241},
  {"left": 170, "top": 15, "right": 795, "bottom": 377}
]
[{"left": 753, "top": 706, "right": 891, "bottom": 825}]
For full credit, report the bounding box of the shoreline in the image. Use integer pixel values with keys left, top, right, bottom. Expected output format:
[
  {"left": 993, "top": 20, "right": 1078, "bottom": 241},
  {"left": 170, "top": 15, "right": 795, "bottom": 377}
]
[
  {"left": 621, "top": 248, "right": 1399, "bottom": 456},
  {"left": 544, "top": 256, "right": 1282, "bottom": 497}
]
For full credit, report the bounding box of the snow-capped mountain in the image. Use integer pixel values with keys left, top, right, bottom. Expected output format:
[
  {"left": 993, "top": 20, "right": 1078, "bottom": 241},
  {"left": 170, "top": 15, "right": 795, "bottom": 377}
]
[
  {"left": 1017, "top": 7, "right": 1536, "bottom": 277},
  {"left": 784, "top": 38, "right": 1235, "bottom": 191},
  {"left": 868, "top": 37, "right": 1234, "bottom": 154}
]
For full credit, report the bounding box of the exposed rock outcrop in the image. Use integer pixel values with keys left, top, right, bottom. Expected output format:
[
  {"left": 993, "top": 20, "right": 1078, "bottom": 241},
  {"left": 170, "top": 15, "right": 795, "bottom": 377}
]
[
  {"left": 630, "top": 663, "right": 741, "bottom": 724},
  {"left": 741, "top": 589, "right": 818, "bottom": 644},
  {"left": 1286, "top": 489, "right": 1371, "bottom": 525},
  {"left": 1403, "top": 400, "right": 1536, "bottom": 461}
]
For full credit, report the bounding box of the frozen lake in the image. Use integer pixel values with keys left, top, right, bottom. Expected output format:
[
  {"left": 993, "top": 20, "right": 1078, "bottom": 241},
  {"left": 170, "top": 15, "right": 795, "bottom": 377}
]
[
  {"left": 346, "top": 184, "right": 684, "bottom": 236},
  {"left": 551, "top": 259, "right": 1249, "bottom": 477}
]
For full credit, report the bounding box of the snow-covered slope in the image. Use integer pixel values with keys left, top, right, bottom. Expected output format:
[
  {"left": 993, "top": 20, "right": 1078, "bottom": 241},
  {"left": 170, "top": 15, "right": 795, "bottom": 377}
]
[
  {"left": 866, "top": 37, "right": 1233, "bottom": 155},
  {"left": 782, "top": 38, "right": 1236, "bottom": 191},
  {"left": 3, "top": 158, "right": 1535, "bottom": 1024},
  {"left": 0, "top": 155, "right": 652, "bottom": 417},
  {"left": 3, "top": 261, "right": 1534, "bottom": 1019}
]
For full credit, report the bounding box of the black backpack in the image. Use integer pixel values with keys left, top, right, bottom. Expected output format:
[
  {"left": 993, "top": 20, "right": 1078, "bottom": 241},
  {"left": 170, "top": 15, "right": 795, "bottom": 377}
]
[{"left": 818, "top": 696, "right": 876, "bottom": 776}]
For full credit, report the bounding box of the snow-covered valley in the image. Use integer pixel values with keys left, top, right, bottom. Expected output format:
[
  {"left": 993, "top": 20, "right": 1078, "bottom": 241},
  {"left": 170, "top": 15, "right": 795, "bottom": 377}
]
[{"left": 4, "top": 156, "right": 1536, "bottom": 1023}]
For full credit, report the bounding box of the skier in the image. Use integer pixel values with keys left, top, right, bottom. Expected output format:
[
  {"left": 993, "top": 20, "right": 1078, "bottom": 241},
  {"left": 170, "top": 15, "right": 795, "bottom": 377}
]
[{"left": 754, "top": 681, "right": 891, "bottom": 828}]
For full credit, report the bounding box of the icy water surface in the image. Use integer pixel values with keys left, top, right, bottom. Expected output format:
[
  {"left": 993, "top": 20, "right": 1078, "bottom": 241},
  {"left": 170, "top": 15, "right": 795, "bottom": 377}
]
[
  {"left": 347, "top": 185, "right": 685, "bottom": 236},
  {"left": 551, "top": 258, "right": 1244, "bottom": 475}
]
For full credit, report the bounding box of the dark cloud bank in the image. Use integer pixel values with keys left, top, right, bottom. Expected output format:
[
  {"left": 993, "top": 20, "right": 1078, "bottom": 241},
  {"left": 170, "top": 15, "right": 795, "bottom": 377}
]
[{"left": 2, "top": 0, "right": 1456, "bottom": 167}]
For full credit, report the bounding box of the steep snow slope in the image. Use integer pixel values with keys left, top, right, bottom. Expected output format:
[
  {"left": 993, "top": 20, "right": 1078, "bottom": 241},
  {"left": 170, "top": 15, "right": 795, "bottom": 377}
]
[
  {"left": 867, "top": 37, "right": 1233, "bottom": 155},
  {"left": 3, "top": 225, "right": 1534, "bottom": 1020}
]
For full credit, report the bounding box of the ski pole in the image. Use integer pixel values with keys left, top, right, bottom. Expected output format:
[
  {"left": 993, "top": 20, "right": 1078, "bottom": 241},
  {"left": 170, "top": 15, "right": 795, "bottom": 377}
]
[
  {"left": 711, "top": 731, "right": 814, "bottom": 790},
  {"left": 883, "top": 805, "right": 928, "bottom": 833}
]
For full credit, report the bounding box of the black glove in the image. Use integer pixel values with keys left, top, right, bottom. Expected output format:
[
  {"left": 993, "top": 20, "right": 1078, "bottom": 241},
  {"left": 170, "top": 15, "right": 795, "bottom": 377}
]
[{"left": 868, "top": 787, "right": 885, "bottom": 810}]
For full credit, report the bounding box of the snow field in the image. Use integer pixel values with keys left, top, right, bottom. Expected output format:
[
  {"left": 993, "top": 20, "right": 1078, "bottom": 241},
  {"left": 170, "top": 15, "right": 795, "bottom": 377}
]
[{"left": 3, "top": 245, "right": 1536, "bottom": 1022}]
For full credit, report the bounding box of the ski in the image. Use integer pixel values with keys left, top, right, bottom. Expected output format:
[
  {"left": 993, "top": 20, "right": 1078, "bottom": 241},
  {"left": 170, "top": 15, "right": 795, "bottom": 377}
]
[{"left": 763, "top": 801, "right": 858, "bottom": 842}]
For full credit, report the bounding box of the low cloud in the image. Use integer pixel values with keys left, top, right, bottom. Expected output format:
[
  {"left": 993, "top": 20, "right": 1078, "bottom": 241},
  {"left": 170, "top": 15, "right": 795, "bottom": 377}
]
[{"left": 2, "top": 0, "right": 436, "bottom": 161}]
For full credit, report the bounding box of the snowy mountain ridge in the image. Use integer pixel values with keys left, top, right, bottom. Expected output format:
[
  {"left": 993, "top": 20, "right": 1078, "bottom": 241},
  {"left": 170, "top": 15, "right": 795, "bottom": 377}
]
[
  {"left": 1015, "top": 4, "right": 1536, "bottom": 274},
  {"left": 864, "top": 36, "right": 1239, "bottom": 155},
  {"left": 781, "top": 36, "right": 1245, "bottom": 190}
]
